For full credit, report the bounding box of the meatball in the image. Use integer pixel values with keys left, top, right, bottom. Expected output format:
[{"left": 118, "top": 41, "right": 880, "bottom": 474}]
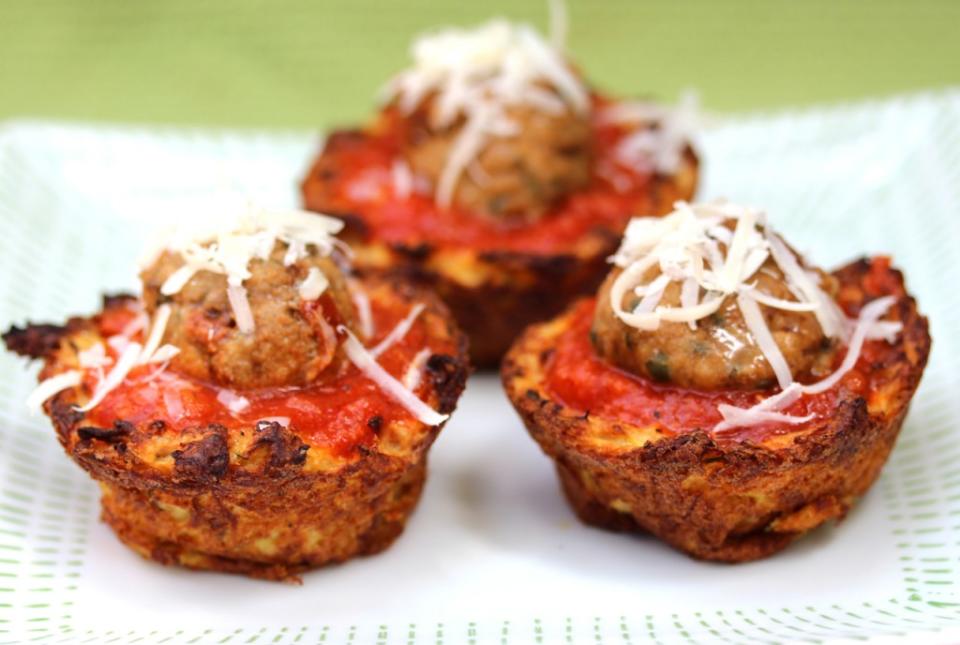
[
  {"left": 591, "top": 260, "right": 839, "bottom": 391},
  {"left": 401, "top": 97, "right": 592, "bottom": 223},
  {"left": 140, "top": 243, "right": 357, "bottom": 390}
]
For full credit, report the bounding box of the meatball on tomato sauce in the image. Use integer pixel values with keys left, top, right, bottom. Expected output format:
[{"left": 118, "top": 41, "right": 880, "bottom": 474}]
[
  {"left": 583, "top": 201, "right": 902, "bottom": 432},
  {"left": 141, "top": 244, "right": 357, "bottom": 390},
  {"left": 400, "top": 97, "right": 592, "bottom": 223},
  {"left": 3, "top": 206, "right": 469, "bottom": 580},
  {"left": 137, "top": 212, "right": 356, "bottom": 391},
  {"left": 591, "top": 225, "right": 839, "bottom": 391},
  {"left": 501, "top": 202, "right": 928, "bottom": 562},
  {"left": 381, "top": 20, "right": 595, "bottom": 225},
  {"left": 301, "top": 18, "right": 699, "bottom": 367}
]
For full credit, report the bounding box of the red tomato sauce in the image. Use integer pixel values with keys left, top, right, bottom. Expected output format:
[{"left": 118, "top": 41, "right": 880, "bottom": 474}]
[
  {"left": 84, "top": 295, "right": 446, "bottom": 456},
  {"left": 544, "top": 298, "right": 896, "bottom": 442},
  {"left": 307, "top": 97, "right": 669, "bottom": 254}
]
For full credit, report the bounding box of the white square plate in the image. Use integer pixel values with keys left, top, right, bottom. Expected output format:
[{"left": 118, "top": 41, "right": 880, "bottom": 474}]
[{"left": 1, "top": 90, "right": 958, "bottom": 644}]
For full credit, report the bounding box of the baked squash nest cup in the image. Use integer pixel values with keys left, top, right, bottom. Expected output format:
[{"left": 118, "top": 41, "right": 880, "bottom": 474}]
[
  {"left": 502, "top": 201, "right": 930, "bottom": 562},
  {"left": 5, "top": 208, "right": 468, "bottom": 582},
  {"left": 302, "top": 19, "right": 698, "bottom": 366}
]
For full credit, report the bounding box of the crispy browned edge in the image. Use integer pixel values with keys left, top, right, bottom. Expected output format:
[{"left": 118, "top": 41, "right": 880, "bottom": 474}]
[
  {"left": 501, "top": 258, "right": 931, "bottom": 562},
  {"left": 302, "top": 129, "right": 699, "bottom": 368},
  {"left": 3, "top": 277, "right": 469, "bottom": 582}
]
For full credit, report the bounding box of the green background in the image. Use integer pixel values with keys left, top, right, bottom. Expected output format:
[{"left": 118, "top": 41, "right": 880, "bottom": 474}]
[{"left": 1, "top": 0, "right": 958, "bottom": 129}]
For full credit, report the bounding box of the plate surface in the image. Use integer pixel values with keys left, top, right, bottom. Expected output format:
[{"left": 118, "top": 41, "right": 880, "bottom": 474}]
[{"left": 0, "top": 91, "right": 959, "bottom": 644}]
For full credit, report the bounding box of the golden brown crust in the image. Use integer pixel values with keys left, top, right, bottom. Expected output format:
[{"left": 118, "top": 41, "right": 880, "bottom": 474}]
[
  {"left": 8, "top": 277, "right": 469, "bottom": 581},
  {"left": 2, "top": 292, "right": 126, "bottom": 360},
  {"left": 98, "top": 457, "right": 427, "bottom": 583},
  {"left": 307, "top": 139, "right": 698, "bottom": 368},
  {"left": 501, "top": 258, "right": 930, "bottom": 562}
]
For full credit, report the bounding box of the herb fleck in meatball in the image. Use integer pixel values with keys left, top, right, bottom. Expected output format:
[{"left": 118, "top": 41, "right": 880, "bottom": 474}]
[
  {"left": 401, "top": 98, "right": 591, "bottom": 223},
  {"left": 591, "top": 261, "right": 839, "bottom": 391},
  {"left": 140, "top": 243, "right": 357, "bottom": 389}
]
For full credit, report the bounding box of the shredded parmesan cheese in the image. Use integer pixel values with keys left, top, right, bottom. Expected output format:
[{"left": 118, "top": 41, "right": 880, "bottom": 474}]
[
  {"left": 315, "top": 315, "right": 337, "bottom": 356},
  {"left": 352, "top": 286, "right": 375, "bottom": 340},
  {"left": 736, "top": 292, "right": 793, "bottom": 390},
  {"left": 392, "top": 159, "right": 414, "bottom": 199},
  {"left": 258, "top": 416, "right": 291, "bottom": 427},
  {"left": 766, "top": 230, "right": 848, "bottom": 340},
  {"left": 121, "top": 311, "right": 148, "bottom": 338},
  {"left": 384, "top": 18, "right": 588, "bottom": 207},
  {"left": 283, "top": 240, "right": 306, "bottom": 267},
  {"left": 797, "top": 296, "right": 898, "bottom": 396},
  {"left": 299, "top": 267, "right": 329, "bottom": 301},
  {"left": 73, "top": 303, "right": 178, "bottom": 413},
  {"left": 145, "top": 344, "right": 180, "bottom": 364},
  {"left": 149, "top": 205, "right": 344, "bottom": 334},
  {"left": 77, "top": 342, "right": 143, "bottom": 412},
  {"left": 679, "top": 278, "right": 700, "bottom": 330},
  {"left": 77, "top": 344, "right": 111, "bottom": 369},
  {"left": 403, "top": 348, "right": 432, "bottom": 391},
  {"left": 216, "top": 388, "right": 250, "bottom": 415},
  {"left": 340, "top": 327, "right": 448, "bottom": 426},
  {"left": 744, "top": 286, "right": 819, "bottom": 312},
  {"left": 371, "top": 303, "right": 425, "bottom": 358},
  {"left": 715, "top": 405, "right": 815, "bottom": 430},
  {"left": 226, "top": 284, "right": 255, "bottom": 334},
  {"left": 608, "top": 201, "right": 903, "bottom": 433},
  {"left": 137, "top": 304, "right": 171, "bottom": 364},
  {"left": 107, "top": 335, "right": 130, "bottom": 355},
  {"left": 163, "top": 388, "right": 184, "bottom": 421},
  {"left": 714, "top": 296, "right": 899, "bottom": 432},
  {"left": 608, "top": 201, "right": 837, "bottom": 351},
  {"left": 138, "top": 362, "right": 172, "bottom": 383},
  {"left": 160, "top": 266, "right": 196, "bottom": 296},
  {"left": 866, "top": 320, "right": 902, "bottom": 343},
  {"left": 600, "top": 90, "right": 699, "bottom": 175},
  {"left": 26, "top": 371, "right": 82, "bottom": 414}
]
